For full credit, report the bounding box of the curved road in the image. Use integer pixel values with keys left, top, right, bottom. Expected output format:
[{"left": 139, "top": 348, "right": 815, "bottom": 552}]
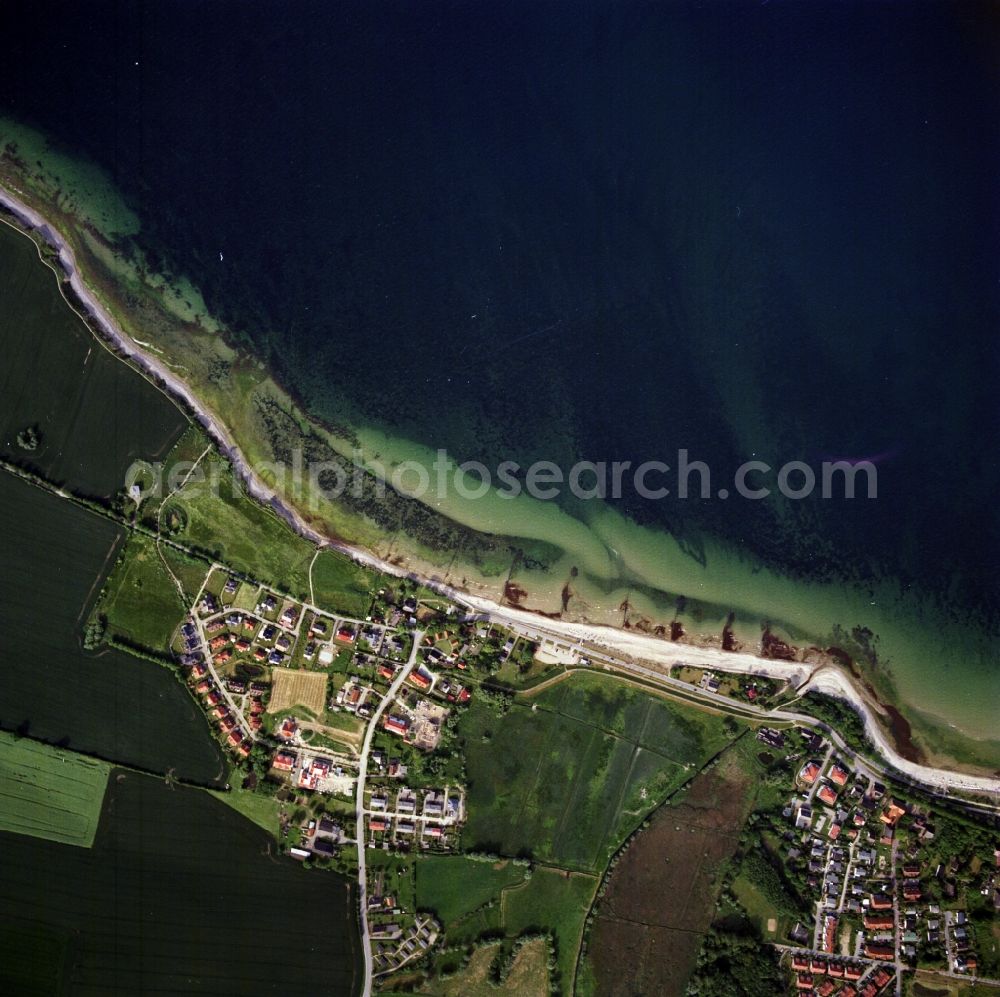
[{"left": 2, "top": 182, "right": 996, "bottom": 805}]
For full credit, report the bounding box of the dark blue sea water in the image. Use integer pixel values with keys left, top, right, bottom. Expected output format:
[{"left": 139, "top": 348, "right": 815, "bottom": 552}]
[{"left": 3, "top": 0, "right": 999, "bottom": 627}]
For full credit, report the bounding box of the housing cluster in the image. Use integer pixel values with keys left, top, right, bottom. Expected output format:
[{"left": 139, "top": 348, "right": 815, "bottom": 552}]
[{"left": 747, "top": 724, "right": 1000, "bottom": 995}]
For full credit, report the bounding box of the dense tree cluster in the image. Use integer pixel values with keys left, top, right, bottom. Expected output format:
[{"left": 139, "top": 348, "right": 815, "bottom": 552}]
[{"left": 686, "top": 926, "right": 784, "bottom": 997}]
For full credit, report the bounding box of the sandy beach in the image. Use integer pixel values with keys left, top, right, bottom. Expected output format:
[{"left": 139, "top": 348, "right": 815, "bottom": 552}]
[{"left": 2, "top": 180, "right": 997, "bottom": 802}]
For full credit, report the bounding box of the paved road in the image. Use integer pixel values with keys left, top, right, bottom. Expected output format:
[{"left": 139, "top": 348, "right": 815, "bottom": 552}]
[
  {"left": 5, "top": 179, "right": 994, "bottom": 805},
  {"left": 463, "top": 605, "right": 1000, "bottom": 800},
  {"left": 807, "top": 744, "right": 835, "bottom": 805},
  {"left": 354, "top": 630, "right": 423, "bottom": 997},
  {"left": 192, "top": 612, "right": 254, "bottom": 750},
  {"left": 550, "top": 648, "right": 1000, "bottom": 821}
]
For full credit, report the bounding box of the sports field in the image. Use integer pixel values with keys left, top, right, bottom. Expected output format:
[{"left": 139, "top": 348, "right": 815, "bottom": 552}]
[
  {"left": 268, "top": 667, "right": 328, "bottom": 716},
  {"left": 0, "top": 731, "right": 110, "bottom": 847}
]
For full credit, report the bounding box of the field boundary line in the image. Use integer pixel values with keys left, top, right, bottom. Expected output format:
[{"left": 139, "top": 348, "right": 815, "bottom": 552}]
[
  {"left": 506, "top": 683, "right": 570, "bottom": 833},
  {"left": 530, "top": 692, "right": 679, "bottom": 766},
  {"left": 78, "top": 530, "right": 124, "bottom": 628},
  {"left": 549, "top": 724, "right": 604, "bottom": 857}
]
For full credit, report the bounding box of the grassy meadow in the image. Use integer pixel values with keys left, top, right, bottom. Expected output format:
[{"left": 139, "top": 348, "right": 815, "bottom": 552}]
[
  {"left": 99, "top": 533, "right": 186, "bottom": 650},
  {"left": 411, "top": 855, "right": 595, "bottom": 995},
  {"left": 0, "top": 731, "right": 110, "bottom": 847},
  {"left": 460, "top": 671, "right": 739, "bottom": 871},
  {"left": 415, "top": 855, "right": 527, "bottom": 926},
  {"left": 310, "top": 547, "right": 378, "bottom": 616},
  {"left": 163, "top": 454, "right": 316, "bottom": 596}
]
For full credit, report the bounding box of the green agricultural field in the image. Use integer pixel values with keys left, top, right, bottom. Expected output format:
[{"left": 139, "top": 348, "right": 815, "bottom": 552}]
[
  {"left": 461, "top": 673, "right": 737, "bottom": 871},
  {"left": 0, "top": 221, "right": 186, "bottom": 498},
  {"left": 415, "top": 855, "right": 527, "bottom": 926},
  {"left": 165, "top": 454, "right": 316, "bottom": 596},
  {"left": 0, "top": 731, "right": 110, "bottom": 847},
  {"left": 0, "top": 917, "right": 71, "bottom": 997},
  {"left": 0, "top": 471, "right": 225, "bottom": 784},
  {"left": 99, "top": 533, "right": 186, "bottom": 650},
  {"left": 0, "top": 772, "right": 361, "bottom": 995},
  {"left": 310, "top": 548, "right": 378, "bottom": 617}
]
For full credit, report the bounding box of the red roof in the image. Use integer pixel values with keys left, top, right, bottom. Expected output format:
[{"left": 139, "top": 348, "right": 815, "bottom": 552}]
[
  {"left": 863, "top": 943, "right": 894, "bottom": 960},
  {"left": 383, "top": 715, "right": 409, "bottom": 735},
  {"left": 272, "top": 751, "right": 296, "bottom": 771}
]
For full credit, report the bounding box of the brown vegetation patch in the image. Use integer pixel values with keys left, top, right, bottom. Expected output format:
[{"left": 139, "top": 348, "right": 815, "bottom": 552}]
[
  {"left": 503, "top": 581, "right": 528, "bottom": 606},
  {"left": 588, "top": 753, "right": 755, "bottom": 997},
  {"left": 762, "top": 628, "right": 797, "bottom": 660},
  {"left": 267, "top": 667, "right": 327, "bottom": 716},
  {"left": 421, "top": 938, "right": 549, "bottom": 997}
]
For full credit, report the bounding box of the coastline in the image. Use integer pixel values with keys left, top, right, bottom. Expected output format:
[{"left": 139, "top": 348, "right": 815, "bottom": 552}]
[
  {"left": 1, "top": 180, "right": 998, "bottom": 801},
  {"left": 5, "top": 125, "right": 999, "bottom": 758}
]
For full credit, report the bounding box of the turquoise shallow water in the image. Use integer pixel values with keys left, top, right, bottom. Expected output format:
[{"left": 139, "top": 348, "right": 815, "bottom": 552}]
[{"left": 1, "top": 1, "right": 998, "bottom": 754}]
